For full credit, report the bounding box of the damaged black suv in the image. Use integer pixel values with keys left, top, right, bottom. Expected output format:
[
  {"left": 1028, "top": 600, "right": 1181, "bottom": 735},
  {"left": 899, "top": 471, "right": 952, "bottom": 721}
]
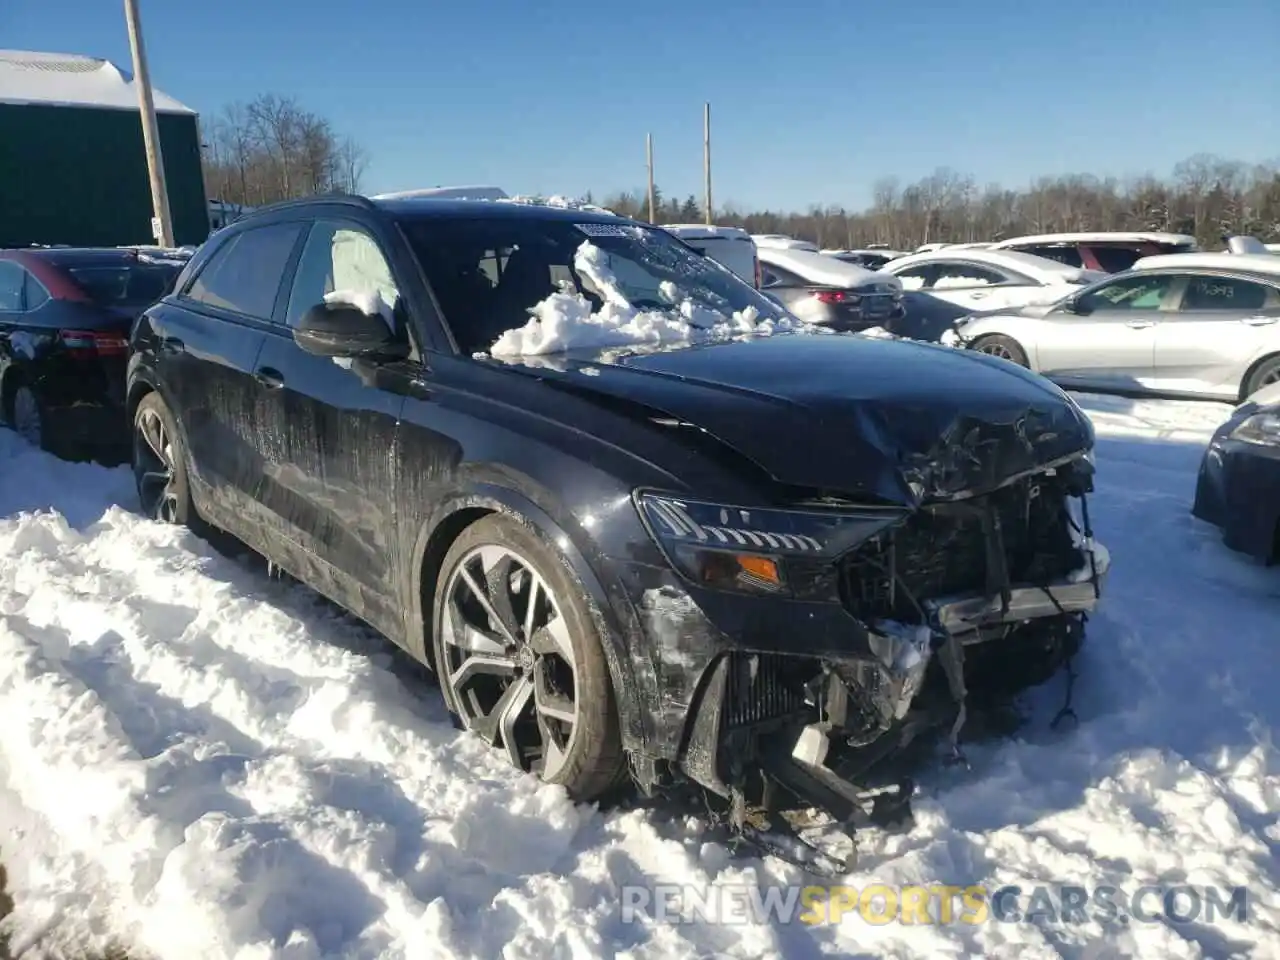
[{"left": 127, "top": 196, "right": 1108, "bottom": 870}]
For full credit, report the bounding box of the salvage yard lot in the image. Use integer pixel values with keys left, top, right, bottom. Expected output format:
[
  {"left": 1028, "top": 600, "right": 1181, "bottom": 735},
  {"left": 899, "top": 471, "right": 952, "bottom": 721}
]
[{"left": 0, "top": 393, "right": 1276, "bottom": 960}]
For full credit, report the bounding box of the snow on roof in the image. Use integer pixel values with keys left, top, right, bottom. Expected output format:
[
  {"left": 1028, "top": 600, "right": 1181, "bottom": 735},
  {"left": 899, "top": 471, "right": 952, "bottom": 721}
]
[
  {"left": 370, "top": 185, "right": 509, "bottom": 201},
  {"left": 0, "top": 50, "right": 194, "bottom": 114},
  {"left": 752, "top": 235, "right": 819, "bottom": 252},
  {"left": 663, "top": 224, "right": 753, "bottom": 242},
  {"left": 1132, "top": 252, "right": 1280, "bottom": 277},
  {"left": 993, "top": 231, "right": 1198, "bottom": 248},
  {"left": 884, "top": 247, "right": 1101, "bottom": 285},
  {"left": 758, "top": 246, "right": 899, "bottom": 289}
]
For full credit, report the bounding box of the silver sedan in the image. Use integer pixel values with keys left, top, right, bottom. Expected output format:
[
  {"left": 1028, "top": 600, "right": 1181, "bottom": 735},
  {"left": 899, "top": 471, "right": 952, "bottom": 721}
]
[{"left": 949, "top": 253, "right": 1280, "bottom": 401}]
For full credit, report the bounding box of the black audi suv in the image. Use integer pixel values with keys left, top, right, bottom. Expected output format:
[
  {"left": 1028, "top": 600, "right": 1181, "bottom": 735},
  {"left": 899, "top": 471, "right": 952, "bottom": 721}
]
[{"left": 127, "top": 196, "right": 1108, "bottom": 866}]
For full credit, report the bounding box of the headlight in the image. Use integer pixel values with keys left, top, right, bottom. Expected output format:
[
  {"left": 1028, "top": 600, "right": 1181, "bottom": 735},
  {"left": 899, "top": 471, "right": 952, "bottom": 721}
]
[
  {"left": 1229, "top": 410, "right": 1280, "bottom": 446},
  {"left": 635, "top": 492, "right": 907, "bottom": 597}
]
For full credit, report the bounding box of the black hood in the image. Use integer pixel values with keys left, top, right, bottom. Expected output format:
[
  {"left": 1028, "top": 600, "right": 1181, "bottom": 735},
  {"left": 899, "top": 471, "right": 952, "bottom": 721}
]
[{"left": 494, "top": 333, "right": 1094, "bottom": 505}]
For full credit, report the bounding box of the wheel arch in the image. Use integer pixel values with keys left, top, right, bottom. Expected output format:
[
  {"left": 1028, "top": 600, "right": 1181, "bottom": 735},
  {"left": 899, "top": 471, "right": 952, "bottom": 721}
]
[
  {"left": 408, "top": 484, "right": 648, "bottom": 755},
  {"left": 1239, "top": 352, "right": 1280, "bottom": 402}
]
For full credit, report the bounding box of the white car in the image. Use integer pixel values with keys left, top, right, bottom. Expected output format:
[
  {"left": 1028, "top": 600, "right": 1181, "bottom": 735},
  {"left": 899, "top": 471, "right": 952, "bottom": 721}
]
[
  {"left": 881, "top": 248, "right": 1106, "bottom": 313},
  {"left": 949, "top": 252, "right": 1280, "bottom": 401},
  {"left": 663, "top": 224, "right": 759, "bottom": 287}
]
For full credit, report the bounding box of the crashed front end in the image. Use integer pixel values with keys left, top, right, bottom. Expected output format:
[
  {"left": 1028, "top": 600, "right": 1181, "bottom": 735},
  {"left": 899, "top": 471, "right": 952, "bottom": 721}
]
[{"left": 628, "top": 415, "right": 1107, "bottom": 869}]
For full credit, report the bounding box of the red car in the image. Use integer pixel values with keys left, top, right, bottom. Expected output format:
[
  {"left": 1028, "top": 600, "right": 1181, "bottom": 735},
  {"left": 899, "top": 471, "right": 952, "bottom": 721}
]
[
  {"left": 990, "top": 232, "right": 1199, "bottom": 273},
  {"left": 0, "top": 247, "right": 185, "bottom": 460}
]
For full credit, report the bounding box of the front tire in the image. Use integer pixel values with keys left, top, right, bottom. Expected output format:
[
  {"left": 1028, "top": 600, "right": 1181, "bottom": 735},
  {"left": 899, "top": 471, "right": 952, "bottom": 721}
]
[
  {"left": 132, "top": 392, "right": 198, "bottom": 527},
  {"left": 432, "top": 515, "right": 624, "bottom": 800},
  {"left": 1242, "top": 355, "right": 1280, "bottom": 400},
  {"left": 971, "top": 334, "right": 1030, "bottom": 367}
]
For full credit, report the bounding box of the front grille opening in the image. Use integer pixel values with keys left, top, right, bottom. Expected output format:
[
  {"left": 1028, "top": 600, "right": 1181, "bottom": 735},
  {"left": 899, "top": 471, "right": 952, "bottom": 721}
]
[
  {"left": 722, "top": 652, "right": 813, "bottom": 729},
  {"left": 840, "top": 475, "right": 1082, "bottom": 623}
]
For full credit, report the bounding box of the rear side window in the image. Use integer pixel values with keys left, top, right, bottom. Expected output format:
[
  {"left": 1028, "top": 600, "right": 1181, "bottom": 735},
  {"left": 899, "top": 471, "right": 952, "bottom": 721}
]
[
  {"left": 761, "top": 265, "right": 805, "bottom": 287},
  {"left": 1181, "top": 276, "right": 1269, "bottom": 312},
  {"left": 892, "top": 265, "right": 938, "bottom": 290},
  {"left": 0, "top": 261, "right": 22, "bottom": 310},
  {"left": 1022, "top": 244, "right": 1084, "bottom": 268},
  {"left": 24, "top": 271, "right": 49, "bottom": 310},
  {"left": 931, "top": 263, "right": 1006, "bottom": 287},
  {"left": 68, "top": 264, "right": 178, "bottom": 308},
  {"left": 1090, "top": 246, "right": 1142, "bottom": 273},
  {"left": 186, "top": 223, "right": 304, "bottom": 320}
]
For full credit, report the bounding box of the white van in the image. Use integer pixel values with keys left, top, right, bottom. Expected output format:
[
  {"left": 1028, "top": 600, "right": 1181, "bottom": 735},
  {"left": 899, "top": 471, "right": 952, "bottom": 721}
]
[{"left": 664, "top": 224, "right": 760, "bottom": 288}]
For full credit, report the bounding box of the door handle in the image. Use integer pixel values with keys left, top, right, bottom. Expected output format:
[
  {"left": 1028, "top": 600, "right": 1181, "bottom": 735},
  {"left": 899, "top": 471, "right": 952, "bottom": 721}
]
[
  {"left": 255, "top": 367, "right": 285, "bottom": 389},
  {"left": 1125, "top": 320, "right": 1155, "bottom": 329},
  {"left": 1241, "top": 316, "right": 1278, "bottom": 326}
]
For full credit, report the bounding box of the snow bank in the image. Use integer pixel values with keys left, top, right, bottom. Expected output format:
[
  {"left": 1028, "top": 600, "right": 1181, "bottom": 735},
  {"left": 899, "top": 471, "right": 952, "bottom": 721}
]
[
  {"left": 487, "top": 241, "right": 810, "bottom": 357},
  {"left": 0, "top": 392, "right": 1279, "bottom": 958}
]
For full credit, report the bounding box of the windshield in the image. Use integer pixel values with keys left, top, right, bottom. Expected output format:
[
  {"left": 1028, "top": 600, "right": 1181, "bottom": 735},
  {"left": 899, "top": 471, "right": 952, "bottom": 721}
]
[
  {"left": 400, "top": 216, "right": 791, "bottom": 354},
  {"left": 68, "top": 263, "right": 179, "bottom": 308}
]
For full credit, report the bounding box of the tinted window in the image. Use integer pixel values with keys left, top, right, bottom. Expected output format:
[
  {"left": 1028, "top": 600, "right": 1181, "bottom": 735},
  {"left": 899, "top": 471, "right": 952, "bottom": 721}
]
[
  {"left": 761, "top": 265, "right": 805, "bottom": 287},
  {"left": 0, "top": 261, "right": 23, "bottom": 310},
  {"left": 68, "top": 264, "right": 179, "bottom": 308},
  {"left": 1023, "top": 244, "right": 1084, "bottom": 268},
  {"left": 1181, "top": 275, "right": 1269, "bottom": 312},
  {"left": 1090, "top": 246, "right": 1142, "bottom": 273},
  {"left": 1077, "top": 274, "right": 1175, "bottom": 312},
  {"left": 285, "top": 221, "right": 401, "bottom": 328},
  {"left": 186, "top": 223, "right": 304, "bottom": 319},
  {"left": 401, "top": 216, "right": 786, "bottom": 354},
  {"left": 892, "top": 265, "right": 937, "bottom": 290},
  {"left": 931, "top": 262, "right": 1006, "bottom": 287},
  {"left": 24, "top": 271, "right": 49, "bottom": 310}
]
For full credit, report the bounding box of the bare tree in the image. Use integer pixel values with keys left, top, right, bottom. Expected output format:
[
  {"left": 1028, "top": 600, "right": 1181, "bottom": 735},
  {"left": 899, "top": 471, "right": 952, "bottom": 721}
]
[
  {"left": 203, "top": 94, "right": 367, "bottom": 207},
  {"left": 607, "top": 155, "right": 1279, "bottom": 251}
]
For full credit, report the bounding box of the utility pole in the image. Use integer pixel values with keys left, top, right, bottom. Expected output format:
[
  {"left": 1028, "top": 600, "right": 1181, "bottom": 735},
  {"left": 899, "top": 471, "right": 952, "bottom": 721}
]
[
  {"left": 123, "top": 0, "right": 175, "bottom": 247},
  {"left": 703, "top": 102, "right": 712, "bottom": 225},
  {"left": 646, "top": 133, "right": 656, "bottom": 223}
]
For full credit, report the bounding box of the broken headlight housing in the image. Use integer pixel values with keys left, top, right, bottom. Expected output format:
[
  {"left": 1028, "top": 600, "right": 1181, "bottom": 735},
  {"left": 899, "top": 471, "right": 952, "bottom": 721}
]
[
  {"left": 635, "top": 491, "right": 907, "bottom": 598},
  {"left": 1229, "top": 410, "right": 1280, "bottom": 447}
]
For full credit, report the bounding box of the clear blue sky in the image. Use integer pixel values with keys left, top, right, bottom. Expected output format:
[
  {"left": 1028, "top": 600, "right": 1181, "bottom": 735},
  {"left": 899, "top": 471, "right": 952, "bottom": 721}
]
[{"left": 5, "top": 0, "right": 1278, "bottom": 211}]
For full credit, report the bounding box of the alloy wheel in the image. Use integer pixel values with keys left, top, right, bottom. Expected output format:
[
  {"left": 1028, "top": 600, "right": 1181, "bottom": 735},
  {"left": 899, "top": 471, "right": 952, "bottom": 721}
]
[
  {"left": 12, "top": 387, "right": 42, "bottom": 448},
  {"left": 1263, "top": 366, "right": 1280, "bottom": 387},
  {"left": 134, "top": 407, "right": 181, "bottom": 523},
  {"left": 978, "top": 341, "right": 1015, "bottom": 361},
  {"left": 440, "top": 544, "right": 580, "bottom": 779}
]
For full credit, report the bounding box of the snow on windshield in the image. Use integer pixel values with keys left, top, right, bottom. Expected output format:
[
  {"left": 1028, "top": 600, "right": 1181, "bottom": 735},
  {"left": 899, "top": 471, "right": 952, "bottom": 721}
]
[{"left": 487, "top": 237, "right": 812, "bottom": 357}]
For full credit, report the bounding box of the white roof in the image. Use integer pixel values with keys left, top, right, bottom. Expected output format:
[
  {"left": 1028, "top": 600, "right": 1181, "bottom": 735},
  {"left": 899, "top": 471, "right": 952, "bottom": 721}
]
[
  {"left": 371, "top": 185, "right": 508, "bottom": 201},
  {"left": 663, "top": 224, "right": 753, "bottom": 242},
  {"left": 883, "top": 247, "right": 1101, "bottom": 285},
  {"left": 1132, "top": 252, "right": 1280, "bottom": 277},
  {"left": 0, "top": 50, "right": 194, "bottom": 114},
  {"left": 752, "top": 235, "right": 819, "bottom": 251},
  {"left": 992, "top": 231, "right": 1197, "bottom": 249},
  {"left": 758, "top": 246, "right": 899, "bottom": 289}
]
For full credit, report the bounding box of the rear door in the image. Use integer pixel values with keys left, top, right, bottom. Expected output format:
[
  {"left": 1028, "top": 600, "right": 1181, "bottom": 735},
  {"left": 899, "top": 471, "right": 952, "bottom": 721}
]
[
  {"left": 919, "top": 259, "right": 1027, "bottom": 310},
  {"left": 252, "top": 217, "right": 408, "bottom": 635},
  {"left": 1030, "top": 273, "right": 1177, "bottom": 390},
  {"left": 1151, "top": 273, "right": 1280, "bottom": 399},
  {"left": 161, "top": 221, "right": 306, "bottom": 533}
]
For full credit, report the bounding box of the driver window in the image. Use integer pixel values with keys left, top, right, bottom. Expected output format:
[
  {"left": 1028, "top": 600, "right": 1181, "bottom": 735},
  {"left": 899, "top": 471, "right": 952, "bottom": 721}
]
[
  {"left": 285, "top": 221, "right": 401, "bottom": 329},
  {"left": 1077, "top": 275, "right": 1174, "bottom": 313}
]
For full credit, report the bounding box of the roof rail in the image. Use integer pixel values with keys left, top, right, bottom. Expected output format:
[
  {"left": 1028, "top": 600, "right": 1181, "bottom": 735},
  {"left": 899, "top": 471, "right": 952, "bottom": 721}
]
[{"left": 235, "top": 193, "right": 379, "bottom": 219}]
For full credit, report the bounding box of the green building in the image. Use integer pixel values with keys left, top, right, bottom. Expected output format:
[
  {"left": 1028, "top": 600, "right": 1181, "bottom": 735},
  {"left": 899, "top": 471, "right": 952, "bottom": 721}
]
[{"left": 0, "top": 49, "right": 209, "bottom": 248}]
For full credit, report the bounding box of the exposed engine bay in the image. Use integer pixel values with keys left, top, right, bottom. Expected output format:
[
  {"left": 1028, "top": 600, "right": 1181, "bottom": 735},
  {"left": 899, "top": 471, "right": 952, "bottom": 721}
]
[{"left": 670, "top": 455, "right": 1107, "bottom": 875}]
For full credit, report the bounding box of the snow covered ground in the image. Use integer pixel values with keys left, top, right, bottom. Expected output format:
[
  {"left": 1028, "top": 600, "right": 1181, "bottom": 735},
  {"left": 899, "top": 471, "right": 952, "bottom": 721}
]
[{"left": 0, "top": 393, "right": 1277, "bottom": 959}]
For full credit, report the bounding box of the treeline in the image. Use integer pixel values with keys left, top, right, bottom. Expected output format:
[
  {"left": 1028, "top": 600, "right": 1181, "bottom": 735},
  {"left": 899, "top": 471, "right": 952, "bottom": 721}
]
[
  {"left": 202, "top": 94, "right": 366, "bottom": 207},
  {"left": 600, "top": 154, "right": 1280, "bottom": 251}
]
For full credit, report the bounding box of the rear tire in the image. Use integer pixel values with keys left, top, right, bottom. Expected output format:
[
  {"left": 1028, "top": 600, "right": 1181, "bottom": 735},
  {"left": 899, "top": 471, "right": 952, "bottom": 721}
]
[
  {"left": 432, "top": 514, "right": 624, "bottom": 800},
  {"left": 971, "top": 334, "right": 1029, "bottom": 368},
  {"left": 1242, "top": 355, "right": 1280, "bottom": 400},
  {"left": 9, "top": 385, "right": 50, "bottom": 452},
  {"left": 132, "top": 392, "right": 198, "bottom": 528}
]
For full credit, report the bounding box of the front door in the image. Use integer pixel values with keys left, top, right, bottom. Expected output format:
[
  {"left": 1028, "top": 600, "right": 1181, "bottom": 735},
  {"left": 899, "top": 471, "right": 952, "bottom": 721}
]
[
  {"left": 1031, "top": 273, "right": 1177, "bottom": 391},
  {"left": 252, "top": 218, "right": 408, "bottom": 635}
]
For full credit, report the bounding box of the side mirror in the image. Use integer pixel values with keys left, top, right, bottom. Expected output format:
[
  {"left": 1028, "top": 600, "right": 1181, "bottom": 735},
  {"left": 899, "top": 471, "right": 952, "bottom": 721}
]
[
  {"left": 293, "top": 300, "right": 409, "bottom": 360},
  {"left": 1060, "top": 295, "right": 1090, "bottom": 315}
]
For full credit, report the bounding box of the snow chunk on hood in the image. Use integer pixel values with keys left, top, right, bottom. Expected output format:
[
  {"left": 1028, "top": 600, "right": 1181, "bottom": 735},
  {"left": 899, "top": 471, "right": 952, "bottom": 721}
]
[{"left": 487, "top": 241, "right": 815, "bottom": 357}]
